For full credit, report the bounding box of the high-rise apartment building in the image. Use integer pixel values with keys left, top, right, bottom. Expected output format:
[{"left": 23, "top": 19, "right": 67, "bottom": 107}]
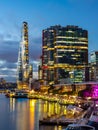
[
  {"left": 41, "top": 25, "right": 88, "bottom": 84},
  {"left": 17, "top": 22, "right": 32, "bottom": 89}
]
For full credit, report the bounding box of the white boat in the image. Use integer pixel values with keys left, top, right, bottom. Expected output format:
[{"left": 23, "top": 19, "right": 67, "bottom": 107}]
[
  {"left": 64, "top": 124, "right": 95, "bottom": 130},
  {"left": 12, "top": 89, "right": 29, "bottom": 98}
]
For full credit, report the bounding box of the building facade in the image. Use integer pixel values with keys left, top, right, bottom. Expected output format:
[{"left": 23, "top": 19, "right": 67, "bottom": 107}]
[
  {"left": 90, "top": 51, "right": 98, "bottom": 81},
  {"left": 41, "top": 25, "right": 88, "bottom": 84}
]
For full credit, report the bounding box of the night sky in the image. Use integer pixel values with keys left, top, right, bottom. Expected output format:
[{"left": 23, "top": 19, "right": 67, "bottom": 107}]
[{"left": 0, "top": 0, "right": 98, "bottom": 82}]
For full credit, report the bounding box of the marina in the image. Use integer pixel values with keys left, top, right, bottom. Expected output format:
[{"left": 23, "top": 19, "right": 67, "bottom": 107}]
[{"left": 2, "top": 88, "right": 98, "bottom": 130}]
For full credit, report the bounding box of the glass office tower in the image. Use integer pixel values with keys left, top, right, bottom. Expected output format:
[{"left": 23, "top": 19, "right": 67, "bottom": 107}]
[
  {"left": 90, "top": 51, "right": 98, "bottom": 81},
  {"left": 42, "top": 25, "right": 88, "bottom": 84},
  {"left": 17, "top": 22, "right": 31, "bottom": 89}
]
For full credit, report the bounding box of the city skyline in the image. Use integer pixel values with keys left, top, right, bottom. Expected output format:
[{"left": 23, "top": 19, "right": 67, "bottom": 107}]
[{"left": 0, "top": 0, "right": 98, "bottom": 82}]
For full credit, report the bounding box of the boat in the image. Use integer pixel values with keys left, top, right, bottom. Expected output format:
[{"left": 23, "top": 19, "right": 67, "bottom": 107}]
[
  {"left": 64, "top": 124, "right": 95, "bottom": 130},
  {"left": 87, "top": 110, "right": 98, "bottom": 130},
  {"left": 63, "top": 103, "right": 96, "bottom": 130},
  {"left": 12, "top": 89, "right": 29, "bottom": 98}
]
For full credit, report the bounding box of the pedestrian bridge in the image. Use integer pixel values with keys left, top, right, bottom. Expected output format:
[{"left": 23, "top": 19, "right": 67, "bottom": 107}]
[
  {"left": 53, "top": 82, "right": 98, "bottom": 93},
  {"left": 40, "top": 82, "right": 98, "bottom": 94}
]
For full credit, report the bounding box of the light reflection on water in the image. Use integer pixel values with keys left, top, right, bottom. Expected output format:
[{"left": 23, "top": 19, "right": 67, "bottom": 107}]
[{"left": 0, "top": 94, "right": 65, "bottom": 130}]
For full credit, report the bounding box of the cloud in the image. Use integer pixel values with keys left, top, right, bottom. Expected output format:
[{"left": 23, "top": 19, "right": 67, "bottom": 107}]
[
  {"left": 0, "top": 40, "right": 19, "bottom": 62},
  {"left": 0, "top": 68, "right": 17, "bottom": 82},
  {"left": 0, "top": 18, "right": 42, "bottom": 82},
  {"left": 29, "top": 36, "right": 42, "bottom": 60},
  {"left": 0, "top": 60, "right": 17, "bottom": 82},
  {"left": 0, "top": 35, "right": 41, "bottom": 82}
]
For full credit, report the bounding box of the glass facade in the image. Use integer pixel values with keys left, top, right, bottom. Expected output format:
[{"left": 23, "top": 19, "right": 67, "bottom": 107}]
[
  {"left": 90, "top": 51, "right": 98, "bottom": 81},
  {"left": 17, "top": 22, "right": 32, "bottom": 89},
  {"left": 42, "top": 25, "right": 88, "bottom": 84}
]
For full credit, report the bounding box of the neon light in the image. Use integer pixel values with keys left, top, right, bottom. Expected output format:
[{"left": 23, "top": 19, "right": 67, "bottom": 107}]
[{"left": 83, "top": 84, "right": 98, "bottom": 98}]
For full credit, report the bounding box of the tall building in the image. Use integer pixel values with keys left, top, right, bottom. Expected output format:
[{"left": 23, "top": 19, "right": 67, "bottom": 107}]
[
  {"left": 42, "top": 25, "right": 88, "bottom": 84},
  {"left": 17, "top": 22, "right": 31, "bottom": 89},
  {"left": 90, "top": 51, "right": 98, "bottom": 81}
]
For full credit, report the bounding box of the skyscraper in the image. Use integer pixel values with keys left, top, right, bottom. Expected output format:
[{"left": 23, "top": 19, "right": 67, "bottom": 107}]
[
  {"left": 90, "top": 51, "right": 98, "bottom": 81},
  {"left": 42, "top": 25, "right": 88, "bottom": 84},
  {"left": 17, "top": 22, "right": 31, "bottom": 89}
]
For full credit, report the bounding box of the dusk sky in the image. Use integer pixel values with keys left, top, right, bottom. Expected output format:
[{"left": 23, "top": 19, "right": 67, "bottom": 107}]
[{"left": 0, "top": 0, "right": 98, "bottom": 82}]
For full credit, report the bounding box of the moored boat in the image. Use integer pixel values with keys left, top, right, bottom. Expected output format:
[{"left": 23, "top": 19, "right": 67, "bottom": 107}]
[
  {"left": 87, "top": 110, "right": 98, "bottom": 130},
  {"left": 12, "top": 89, "right": 29, "bottom": 98},
  {"left": 64, "top": 124, "right": 95, "bottom": 130}
]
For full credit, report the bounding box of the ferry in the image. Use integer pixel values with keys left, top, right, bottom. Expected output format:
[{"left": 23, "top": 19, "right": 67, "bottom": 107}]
[
  {"left": 12, "top": 89, "right": 29, "bottom": 98},
  {"left": 5, "top": 89, "right": 30, "bottom": 98}
]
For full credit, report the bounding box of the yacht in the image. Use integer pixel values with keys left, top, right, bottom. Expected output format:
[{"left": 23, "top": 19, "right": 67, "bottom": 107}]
[{"left": 64, "top": 124, "right": 95, "bottom": 130}]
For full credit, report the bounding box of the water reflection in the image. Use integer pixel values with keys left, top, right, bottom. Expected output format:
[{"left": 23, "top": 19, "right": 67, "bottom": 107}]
[
  {"left": 39, "top": 125, "right": 63, "bottom": 130},
  {"left": 2, "top": 94, "right": 98, "bottom": 130},
  {"left": 9, "top": 98, "right": 40, "bottom": 130},
  {"left": 0, "top": 94, "right": 67, "bottom": 130},
  {"left": 39, "top": 100, "right": 67, "bottom": 120},
  {"left": 15, "top": 99, "right": 66, "bottom": 130},
  {"left": 9, "top": 98, "right": 15, "bottom": 112}
]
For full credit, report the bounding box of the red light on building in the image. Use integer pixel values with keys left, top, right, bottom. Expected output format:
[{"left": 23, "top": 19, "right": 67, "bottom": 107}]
[{"left": 42, "top": 65, "right": 48, "bottom": 69}]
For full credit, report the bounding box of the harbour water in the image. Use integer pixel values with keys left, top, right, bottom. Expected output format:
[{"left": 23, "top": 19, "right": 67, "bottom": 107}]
[{"left": 0, "top": 94, "right": 66, "bottom": 130}]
